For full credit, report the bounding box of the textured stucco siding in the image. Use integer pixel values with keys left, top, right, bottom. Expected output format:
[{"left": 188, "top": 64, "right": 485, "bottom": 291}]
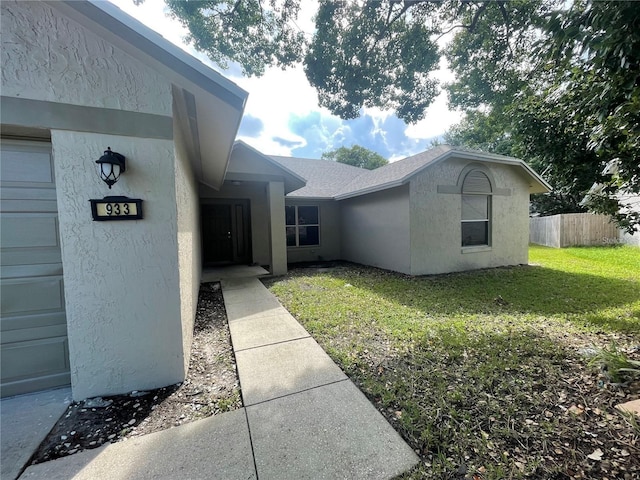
[
  {"left": 340, "top": 186, "right": 411, "bottom": 274},
  {"left": 1, "top": 1, "right": 171, "bottom": 116},
  {"left": 173, "top": 119, "right": 201, "bottom": 375},
  {"left": 285, "top": 199, "right": 341, "bottom": 263},
  {"left": 200, "top": 184, "right": 271, "bottom": 266},
  {"left": 52, "top": 131, "right": 184, "bottom": 401},
  {"left": 267, "top": 181, "right": 287, "bottom": 275},
  {"left": 410, "top": 158, "right": 530, "bottom": 275}
]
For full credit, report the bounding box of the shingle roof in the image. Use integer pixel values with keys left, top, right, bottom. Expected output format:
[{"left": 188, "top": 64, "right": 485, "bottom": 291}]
[
  {"left": 271, "top": 145, "right": 551, "bottom": 199},
  {"left": 336, "top": 145, "right": 452, "bottom": 197},
  {"left": 270, "top": 156, "right": 369, "bottom": 198}
]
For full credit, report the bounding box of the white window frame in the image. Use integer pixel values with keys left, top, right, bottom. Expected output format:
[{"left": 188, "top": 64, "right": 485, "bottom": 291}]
[{"left": 286, "top": 205, "right": 320, "bottom": 247}]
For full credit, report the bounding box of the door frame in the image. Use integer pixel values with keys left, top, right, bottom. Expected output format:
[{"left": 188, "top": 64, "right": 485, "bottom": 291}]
[{"left": 201, "top": 199, "right": 252, "bottom": 266}]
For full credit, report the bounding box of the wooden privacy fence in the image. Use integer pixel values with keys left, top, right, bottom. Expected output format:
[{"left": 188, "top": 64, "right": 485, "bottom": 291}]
[{"left": 530, "top": 213, "right": 619, "bottom": 248}]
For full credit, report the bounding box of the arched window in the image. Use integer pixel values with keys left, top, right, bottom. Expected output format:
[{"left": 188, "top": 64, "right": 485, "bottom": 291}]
[{"left": 461, "top": 170, "right": 491, "bottom": 247}]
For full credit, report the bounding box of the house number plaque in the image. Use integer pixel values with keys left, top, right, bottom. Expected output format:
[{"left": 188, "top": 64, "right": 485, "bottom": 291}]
[{"left": 90, "top": 196, "right": 143, "bottom": 221}]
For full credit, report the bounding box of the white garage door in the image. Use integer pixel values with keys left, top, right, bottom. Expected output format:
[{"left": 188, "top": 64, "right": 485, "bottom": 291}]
[{"left": 1, "top": 139, "right": 70, "bottom": 397}]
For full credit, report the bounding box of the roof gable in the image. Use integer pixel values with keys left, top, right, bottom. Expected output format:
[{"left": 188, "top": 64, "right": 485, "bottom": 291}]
[
  {"left": 231, "top": 142, "right": 306, "bottom": 194},
  {"left": 272, "top": 146, "right": 551, "bottom": 200}
]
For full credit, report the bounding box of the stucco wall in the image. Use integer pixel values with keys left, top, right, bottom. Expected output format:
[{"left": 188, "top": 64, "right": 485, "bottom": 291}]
[
  {"left": 268, "top": 181, "right": 287, "bottom": 275},
  {"left": 173, "top": 118, "right": 201, "bottom": 375},
  {"left": 1, "top": 1, "right": 171, "bottom": 116},
  {"left": 410, "top": 158, "right": 530, "bottom": 275},
  {"left": 51, "top": 130, "right": 184, "bottom": 401},
  {"left": 200, "top": 183, "right": 271, "bottom": 266},
  {"left": 340, "top": 186, "right": 411, "bottom": 274},
  {"left": 285, "top": 199, "right": 341, "bottom": 263},
  {"left": 2, "top": 0, "right": 207, "bottom": 401}
]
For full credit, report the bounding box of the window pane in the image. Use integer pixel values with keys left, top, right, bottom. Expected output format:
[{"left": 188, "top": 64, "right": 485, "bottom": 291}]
[
  {"left": 298, "top": 226, "right": 319, "bottom": 246},
  {"left": 297, "top": 206, "right": 318, "bottom": 225},
  {"left": 462, "top": 195, "right": 488, "bottom": 220},
  {"left": 286, "top": 226, "right": 296, "bottom": 247},
  {"left": 285, "top": 206, "right": 296, "bottom": 226},
  {"left": 462, "top": 221, "right": 488, "bottom": 246}
]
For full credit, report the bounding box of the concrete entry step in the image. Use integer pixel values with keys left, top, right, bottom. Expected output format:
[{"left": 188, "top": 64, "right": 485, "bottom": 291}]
[{"left": 202, "top": 265, "right": 269, "bottom": 283}]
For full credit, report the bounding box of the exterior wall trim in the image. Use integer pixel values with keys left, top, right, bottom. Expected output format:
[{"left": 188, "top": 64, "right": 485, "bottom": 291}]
[
  {"left": 1, "top": 96, "right": 173, "bottom": 139},
  {"left": 437, "top": 163, "right": 512, "bottom": 196}
]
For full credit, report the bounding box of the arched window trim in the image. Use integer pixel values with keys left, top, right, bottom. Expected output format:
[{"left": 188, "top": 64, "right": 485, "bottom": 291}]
[
  {"left": 461, "top": 169, "right": 492, "bottom": 248},
  {"left": 456, "top": 163, "right": 496, "bottom": 192}
]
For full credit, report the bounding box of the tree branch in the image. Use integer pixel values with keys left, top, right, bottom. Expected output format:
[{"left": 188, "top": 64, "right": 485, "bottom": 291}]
[{"left": 436, "top": 1, "right": 509, "bottom": 42}]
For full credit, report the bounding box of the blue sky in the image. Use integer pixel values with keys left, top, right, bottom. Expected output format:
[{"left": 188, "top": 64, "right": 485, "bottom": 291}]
[
  {"left": 110, "top": 0, "right": 461, "bottom": 161},
  {"left": 239, "top": 112, "right": 440, "bottom": 159}
]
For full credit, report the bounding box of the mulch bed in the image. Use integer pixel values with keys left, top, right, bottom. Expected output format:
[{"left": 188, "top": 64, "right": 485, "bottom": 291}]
[{"left": 30, "top": 282, "right": 241, "bottom": 465}]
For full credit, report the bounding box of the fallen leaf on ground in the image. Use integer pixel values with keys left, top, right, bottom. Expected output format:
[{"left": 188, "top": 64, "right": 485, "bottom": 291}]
[{"left": 587, "top": 448, "right": 604, "bottom": 461}]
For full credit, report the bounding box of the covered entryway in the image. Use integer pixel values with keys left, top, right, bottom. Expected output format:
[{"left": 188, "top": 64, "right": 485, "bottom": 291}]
[
  {"left": 199, "top": 141, "right": 307, "bottom": 276},
  {"left": 0, "top": 139, "right": 70, "bottom": 397},
  {"left": 201, "top": 200, "right": 251, "bottom": 266}
]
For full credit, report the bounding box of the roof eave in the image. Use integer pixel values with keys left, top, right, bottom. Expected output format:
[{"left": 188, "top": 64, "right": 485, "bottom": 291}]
[
  {"left": 285, "top": 195, "right": 337, "bottom": 201},
  {"left": 335, "top": 148, "right": 552, "bottom": 199},
  {"left": 334, "top": 180, "right": 406, "bottom": 200},
  {"left": 441, "top": 150, "right": 553, "bottom": 193},
  {"left": 231, "top": 141, "right": 307, "bottom": 194}
]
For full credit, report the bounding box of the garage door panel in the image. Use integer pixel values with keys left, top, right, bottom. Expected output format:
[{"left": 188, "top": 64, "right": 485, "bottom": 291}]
[
  {"left": 1, "top": 276, "right": 65, "bottom": 315},
  {"left": 1, "top": 186, "right": 57, "bottom": 201},
  {"left": 0, "top": 372, "right": 71, "bottom": 399},
  {"left": 1, "top": 247, "right": 62, "bottom": 267},
  {"left": 1, "top": 199, "right": 59, "bottom": 213},
  {"left": 0, "top": 145, "right": 54, "bottom": 184},
  {"left": 1, "top": 337, "right": 69, "bottom": 381},
  {"left": 1, "top": 311, "right": 66, "bottom": 332},
  {"left": 1, "top": 139, "right": 69, "bottom": 397},
  {"left": 0, "top": 263, "right": 64, "bottom": 279},
  {"left": 1, "top": 214, "right": 60, "bottom": 249},
  {"left": 1, "top": 323, "right": 68, "bottom": 344}
]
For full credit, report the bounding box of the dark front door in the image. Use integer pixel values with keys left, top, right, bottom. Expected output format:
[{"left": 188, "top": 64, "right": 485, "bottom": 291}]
[{"left": 202, "top": 201, "right": 251, "bottom": 265}]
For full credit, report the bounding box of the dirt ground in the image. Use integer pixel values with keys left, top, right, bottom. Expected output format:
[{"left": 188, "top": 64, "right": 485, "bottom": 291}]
[{"left": 31, "top": 282, "right": 241, "bottom": 465}]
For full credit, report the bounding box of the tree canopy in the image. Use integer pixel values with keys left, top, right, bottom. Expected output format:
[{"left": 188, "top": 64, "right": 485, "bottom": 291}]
[
  {"left": 443, "top": 0, "right": 639, "bottom": 231},
  {"left": 158, "top": 0, "right": 639, "bottom": 231},
  {"left": 321, "top": 145, "right": 388, "bottom": 170}
]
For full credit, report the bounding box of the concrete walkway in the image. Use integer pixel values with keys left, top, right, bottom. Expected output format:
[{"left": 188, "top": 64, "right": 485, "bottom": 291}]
[
  {"left": 1, "top": 388, "right": 72, "bottom": 480},
  {"left": 19, "top": 277, "right": 418, "bottom": 479}
]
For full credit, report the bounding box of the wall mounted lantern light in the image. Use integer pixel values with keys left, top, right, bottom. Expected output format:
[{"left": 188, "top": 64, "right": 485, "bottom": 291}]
[{"left": 96, "top": 147, "right": 126, "bottom": 189}]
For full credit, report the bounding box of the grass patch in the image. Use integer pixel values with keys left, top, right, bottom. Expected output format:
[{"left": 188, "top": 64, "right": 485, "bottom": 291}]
[{"left": 266, "top": 245, "right": 640, "bottom": 479}]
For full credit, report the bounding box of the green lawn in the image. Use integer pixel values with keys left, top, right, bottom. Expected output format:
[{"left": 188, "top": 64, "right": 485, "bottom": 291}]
[{"left": 266, "top": 245, "right": 640, "bottom": 479}]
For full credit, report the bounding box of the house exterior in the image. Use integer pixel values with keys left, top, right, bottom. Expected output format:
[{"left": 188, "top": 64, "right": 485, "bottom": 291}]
[
  {"left": 0, "top": 0, "right": 295, "bottom": 400},
  {"left": 0, "top": 1, "right": 550, "bottom": 401},
  {"left": 272, "top": 146, "right": 551, "bottom": 275}
]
